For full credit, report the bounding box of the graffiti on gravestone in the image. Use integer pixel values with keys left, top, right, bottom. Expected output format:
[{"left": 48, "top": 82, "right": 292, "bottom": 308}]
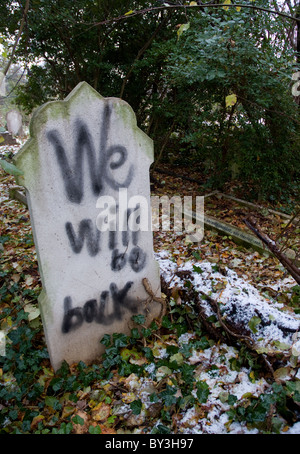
[{"left": 14, "top": 82, "right": 161, "bottom": 370}]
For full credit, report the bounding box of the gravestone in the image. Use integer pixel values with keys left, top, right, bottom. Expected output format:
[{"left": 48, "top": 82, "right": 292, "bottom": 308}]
[
  {"left": 6, "top": 109, "right": 23, "bottom": 136},
  {"left": 14, "top": 82, "right": 161, "bottom": 371},
  {"left": 0, "top": 72, "right": 5, "bottom": 97}
]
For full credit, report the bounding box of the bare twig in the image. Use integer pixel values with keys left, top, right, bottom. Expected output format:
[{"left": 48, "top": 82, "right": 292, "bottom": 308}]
[
  {"left": 142, "top": 277, "right": 167, "bottom": 322},
  {"left": 244, "top": 216, "right": 300, "bottom": 285},
  {"left": 3, "top": 0, "right": 30, "bottom": 77},
  {"left": 90, "top": 4, "right": 300, "bottom": 29}
]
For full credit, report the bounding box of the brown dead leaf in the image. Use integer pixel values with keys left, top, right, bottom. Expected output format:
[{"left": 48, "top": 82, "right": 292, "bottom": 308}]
[
  {"left": 99, "top": 424, "right": 116, "bottom": 434},
  {"left": 91, "top": 402, "right": 111, "bottom": 422}
]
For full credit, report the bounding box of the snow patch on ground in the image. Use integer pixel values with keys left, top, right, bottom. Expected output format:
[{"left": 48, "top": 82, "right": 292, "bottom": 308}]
[
  {"left": 154, "top": 251, "right": 300, "bottom": 434},
  {"left": 156, "top": 251, "right": 300, "bottom": 350}
]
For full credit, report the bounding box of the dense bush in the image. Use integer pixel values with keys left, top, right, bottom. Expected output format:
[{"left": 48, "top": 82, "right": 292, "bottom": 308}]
[{"left": 1, "top": 0, "right": 299, "bottom": 199}]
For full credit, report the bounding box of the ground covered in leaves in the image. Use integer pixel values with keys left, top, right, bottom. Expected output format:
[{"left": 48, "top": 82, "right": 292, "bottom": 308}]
[{"left": 0, "top": 142, "right": 300, "bottom": 434}]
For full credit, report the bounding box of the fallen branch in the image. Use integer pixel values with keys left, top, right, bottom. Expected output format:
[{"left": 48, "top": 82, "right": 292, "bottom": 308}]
[{"left": 244, "top": 216, "right": 300, "bottom": 285}]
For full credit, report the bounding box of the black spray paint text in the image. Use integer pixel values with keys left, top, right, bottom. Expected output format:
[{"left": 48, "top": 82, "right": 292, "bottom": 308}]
[
  {"left": 65, "top": 212, "right": 147, "bottom": 273},
  {"left": 61, "top": 281, "right": 139, "bottom": 333},
  {"left": 47, "top": 104, "right": 134, "bottom": 204}
]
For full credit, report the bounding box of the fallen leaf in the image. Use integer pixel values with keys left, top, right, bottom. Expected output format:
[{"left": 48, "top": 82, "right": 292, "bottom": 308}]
[
  {"left": 30, "top": 414, "right": 44, "bottom": 430},
  {"left": 91, "top": 402, "right": 111, "bottom": 422},
  {"left": 99, "top": 424, "right": 116, "bottom": 434},
  {"left": 24, "top": 303, "right": 40, "bottom": 321}
]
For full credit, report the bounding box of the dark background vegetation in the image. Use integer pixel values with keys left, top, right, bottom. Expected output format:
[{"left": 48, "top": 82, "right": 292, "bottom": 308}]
[{"left": 0, "top": 0, "right": 299, "bottom": 202}]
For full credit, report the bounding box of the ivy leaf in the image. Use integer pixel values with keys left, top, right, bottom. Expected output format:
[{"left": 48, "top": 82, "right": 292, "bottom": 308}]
[
  {"left": 132, "top": 314, "right": 146, "bottom": 325},
  {"left": 100, "top": 334, "right": 111, "bottom": 347},
  {"left": 193, "top": 265, "right": 203, "bottom": 274},
  {"left": 130, "top": 399, "right": 142, "bottom": 415},
  {"left": 160, "top": 385, "right": 178, "bottom": 406},
  {"left": 45, "top": 396, "right": 62, "bottom": 411},
  {"left": 72, "top": 414, "right": 85, "bottom": 426},
  {"left": 196, "top": 381, "right": 209, "bottom": 403},
  {"left": 89, "top": 425, "right": 102, "bottom": 434},
  {"left": 112, "top": 333, "right": 129, "bottom": 348}
]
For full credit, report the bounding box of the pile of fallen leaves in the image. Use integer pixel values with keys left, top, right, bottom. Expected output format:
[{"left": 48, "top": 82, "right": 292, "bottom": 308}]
[{"left": 1, "top": 143, "right": 300, "bottom": 434}]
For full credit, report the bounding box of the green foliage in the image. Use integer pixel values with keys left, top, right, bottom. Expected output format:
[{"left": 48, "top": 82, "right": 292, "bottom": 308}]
[
  {"left": 130, "top": 399, "right": 143, "bottom": 415},
  {"left": 290, "top": 285, "right": 300, "bottom": 311},
  {"left": 1, "top": 0, "right": 298, "bottom": 198},
  {"left": 226, "top": 381, "right": 300, "bottom": 433},
  {"left": 196, "top": 381, "right": 209, "bottom": 404},
  {"left": 163, "top": 3, "right": 300, "bottom": 198}
]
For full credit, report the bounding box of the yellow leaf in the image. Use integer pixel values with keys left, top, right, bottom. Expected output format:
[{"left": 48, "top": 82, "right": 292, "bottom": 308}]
[
  {"left": 177, "top": 22, "right": 190, "bottom": 40},
  {"left": 225, "top": 93, "right": 237, "bottom": 108},
  {"left": 190, "top": 1, "right": 198, "bottom": 5},
  {"left": 0, "top": 136, "right": 4, "bottom": 144},
  {"left": 236, "top": 6, "right": 241, "bottom": 11},
  {"left": 125, "top": 10, "right": 134, "bottom": 16},
  {"left": 61, "top": 406, "right": 75, "bottom": 419},
  {"left": 223, "top": 0, "right": 231, "bottom": 10},
  {"left": 92, "top": 402, "right": 111, "bottom": 422},
  {"left": 31, "top": 415, "right": 45, "bottom": 430},
  {"left": 122, "top": 392, "right": 136, "bottom": 404}
]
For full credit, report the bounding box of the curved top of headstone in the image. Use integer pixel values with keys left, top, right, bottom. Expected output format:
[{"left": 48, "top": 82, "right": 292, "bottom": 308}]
[
  {"left": 29, "top": 82, "right": 139, "bottom": 135},
  {"left": 15, "top": 81, "right": 153, "bottom": 189}
]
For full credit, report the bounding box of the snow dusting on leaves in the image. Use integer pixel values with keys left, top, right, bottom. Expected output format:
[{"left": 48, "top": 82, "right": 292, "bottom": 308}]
[{"left": 0, "top": 142, "right": 300, "bottom": 434}]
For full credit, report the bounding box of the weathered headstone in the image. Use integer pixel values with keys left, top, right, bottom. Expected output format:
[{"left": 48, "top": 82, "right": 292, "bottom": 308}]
[
  {"left": 14, "top": 82, "right": 161, "bottom": 371},
  {"left": 6, "top": 109, "right": 23, "bottom": 136},
  {"left": 0, "top": 72, "right": 5, "bottom": 97}
]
